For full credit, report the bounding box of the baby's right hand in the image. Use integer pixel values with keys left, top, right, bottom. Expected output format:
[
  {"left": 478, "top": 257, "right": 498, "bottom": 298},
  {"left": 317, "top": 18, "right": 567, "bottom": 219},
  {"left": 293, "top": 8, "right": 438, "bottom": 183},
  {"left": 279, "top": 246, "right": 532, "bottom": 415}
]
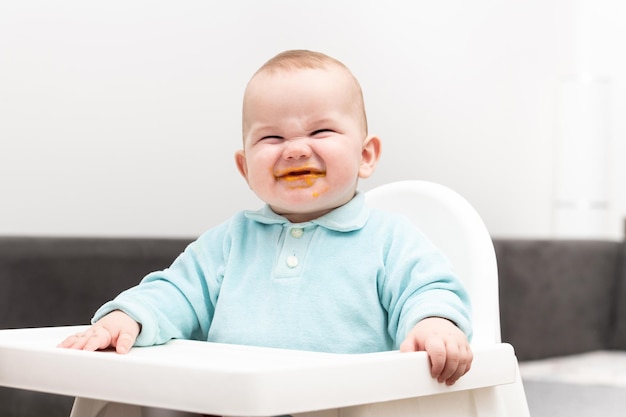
[{"left": 58, "top": 310, "right": 140, "bottom": 354}]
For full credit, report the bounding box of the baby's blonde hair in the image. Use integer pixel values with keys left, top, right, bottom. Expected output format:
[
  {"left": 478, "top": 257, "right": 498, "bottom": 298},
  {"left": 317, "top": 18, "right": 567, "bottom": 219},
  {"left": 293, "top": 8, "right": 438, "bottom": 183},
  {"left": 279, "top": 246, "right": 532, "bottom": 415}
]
[
  {"left": 255, "top": 50, "right": 350, "bottom": 74},
  {"left": 243, "top": 50, "right": 368, "bottom": 136}
]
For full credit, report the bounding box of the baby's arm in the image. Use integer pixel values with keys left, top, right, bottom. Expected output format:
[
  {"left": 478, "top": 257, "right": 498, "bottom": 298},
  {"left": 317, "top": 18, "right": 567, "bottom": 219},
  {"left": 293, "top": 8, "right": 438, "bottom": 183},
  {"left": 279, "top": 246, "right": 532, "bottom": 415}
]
[
  {"left": 58, "top": 310, "right": 140, "bottom": 354},
  {"left": 400, "top": 317, "right": 473, "bottom": 386}
]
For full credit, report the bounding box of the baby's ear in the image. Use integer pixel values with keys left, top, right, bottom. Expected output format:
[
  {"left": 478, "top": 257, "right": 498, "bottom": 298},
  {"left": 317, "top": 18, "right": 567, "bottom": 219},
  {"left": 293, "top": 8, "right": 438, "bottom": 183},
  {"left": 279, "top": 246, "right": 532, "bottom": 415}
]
[
  {"left": 234, "top": 150, "right": 249, "bottom": 182},
  {"left": 359, "top": 135, "right": 382, "bottom": 179}
]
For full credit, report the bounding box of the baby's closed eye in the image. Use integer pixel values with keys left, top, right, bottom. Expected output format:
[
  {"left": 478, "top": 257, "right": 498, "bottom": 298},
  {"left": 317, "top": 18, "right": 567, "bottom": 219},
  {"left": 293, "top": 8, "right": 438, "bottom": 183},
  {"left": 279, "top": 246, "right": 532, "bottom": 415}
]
[{"left": 310, "top": 129, "right": 336, "bottom": 137}]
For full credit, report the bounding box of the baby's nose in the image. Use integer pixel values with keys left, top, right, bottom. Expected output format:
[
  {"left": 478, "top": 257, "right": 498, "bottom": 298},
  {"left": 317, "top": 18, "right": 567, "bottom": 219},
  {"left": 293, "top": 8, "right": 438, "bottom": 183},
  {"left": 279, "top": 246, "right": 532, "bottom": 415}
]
[{"left": 283, "top": 139, "right": 312, "bottom": 160}]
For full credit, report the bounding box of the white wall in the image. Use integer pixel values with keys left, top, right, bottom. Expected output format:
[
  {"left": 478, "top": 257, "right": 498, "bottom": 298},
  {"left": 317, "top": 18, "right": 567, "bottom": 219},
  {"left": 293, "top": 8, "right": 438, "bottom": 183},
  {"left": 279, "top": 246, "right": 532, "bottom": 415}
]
[{"left": 1, "top": 0, "right": 624, "bottom": 239}]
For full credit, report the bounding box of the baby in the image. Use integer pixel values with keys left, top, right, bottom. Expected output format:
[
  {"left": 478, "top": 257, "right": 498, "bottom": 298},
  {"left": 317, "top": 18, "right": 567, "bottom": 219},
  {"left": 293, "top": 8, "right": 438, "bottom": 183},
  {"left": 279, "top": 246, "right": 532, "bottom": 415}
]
[{"left": 60, "top": 50, "right": 473, "bottom": 386}]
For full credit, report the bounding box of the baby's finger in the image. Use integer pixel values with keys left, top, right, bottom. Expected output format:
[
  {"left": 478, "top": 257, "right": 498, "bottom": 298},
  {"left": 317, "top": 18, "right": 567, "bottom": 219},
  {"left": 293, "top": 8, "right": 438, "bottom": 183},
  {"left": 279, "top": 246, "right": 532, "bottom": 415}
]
[
  {"left": 437, "top": 343, "right": 460, "bottom": 384},
  {"left": 444, "top": 344, "right": 473, "bottom": 385},
  {"left": 57, "top": 335, "right": 77, "bottom": 348},
  {"left": 399, "top": 336, "right": 419, "bottom": 352},
  {"left": 445, "top": 364, "right": 467, "bottom": 386},
  {"left": 59, "top": 331, "right": 92, "bottom": 350},
  {"left": 57, "top": 336, "right": 77, "bottom": 349},
  {"left": 82, "top": 327, "right": 113, "bottom": 351},
  {"left": 424, "top": 337, "right": 447, "bottom": 379},
  {"left": 114, "top": 332, "right": 136, "bottom": 354}
]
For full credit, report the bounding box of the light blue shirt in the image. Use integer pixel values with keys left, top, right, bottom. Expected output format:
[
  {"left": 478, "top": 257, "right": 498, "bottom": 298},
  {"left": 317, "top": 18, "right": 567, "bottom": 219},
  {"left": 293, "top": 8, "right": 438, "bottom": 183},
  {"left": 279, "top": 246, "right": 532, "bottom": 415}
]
[{"left": 94, "top": 193, "right": 472, "bottom": 353}]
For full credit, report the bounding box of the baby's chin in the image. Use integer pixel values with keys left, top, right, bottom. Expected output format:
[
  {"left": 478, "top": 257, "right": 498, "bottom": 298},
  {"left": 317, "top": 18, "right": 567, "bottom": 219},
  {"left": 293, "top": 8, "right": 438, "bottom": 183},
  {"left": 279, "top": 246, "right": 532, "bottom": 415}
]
[
  {"left": 270, "top": 202, "right": 336, "bottom": 223},
  {"left": 270, "top": 194, "right": 356, "bottom": 223}
]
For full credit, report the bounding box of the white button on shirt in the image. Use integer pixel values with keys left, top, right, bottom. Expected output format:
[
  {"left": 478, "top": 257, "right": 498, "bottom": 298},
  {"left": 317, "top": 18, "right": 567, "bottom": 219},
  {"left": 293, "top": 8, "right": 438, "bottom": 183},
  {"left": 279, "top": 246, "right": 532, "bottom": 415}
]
[
  {"left": 290, "top": 228, "right": 304, "bottom": 238},
  {"left": 286, "top": 255, "right": 299, "bottom": 268}
]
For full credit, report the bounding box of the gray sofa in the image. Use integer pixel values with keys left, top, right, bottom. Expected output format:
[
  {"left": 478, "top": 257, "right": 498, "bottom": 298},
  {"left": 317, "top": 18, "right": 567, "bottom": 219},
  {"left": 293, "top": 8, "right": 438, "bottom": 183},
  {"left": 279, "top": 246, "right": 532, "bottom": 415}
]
[
  {"left": 495, "top": 238, "right": 626, "bottom": 358},
  {"left": 1, "top": 235, "right": 625, "bottom": 417}
]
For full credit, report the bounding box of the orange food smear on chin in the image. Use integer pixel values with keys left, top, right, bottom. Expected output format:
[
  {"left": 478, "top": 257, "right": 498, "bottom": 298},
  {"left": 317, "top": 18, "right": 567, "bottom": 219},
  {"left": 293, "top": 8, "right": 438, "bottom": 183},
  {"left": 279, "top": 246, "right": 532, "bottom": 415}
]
[{"left": 312, "top": 185, "right": 330, "bottom": 198}]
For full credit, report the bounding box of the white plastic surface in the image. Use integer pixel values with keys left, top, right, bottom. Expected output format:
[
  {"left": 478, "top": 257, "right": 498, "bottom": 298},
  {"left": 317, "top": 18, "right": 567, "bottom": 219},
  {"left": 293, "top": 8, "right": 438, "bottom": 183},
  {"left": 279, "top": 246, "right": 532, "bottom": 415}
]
[
  {"left": 0, "top": 326, "right": 517, "bottom": 416},
  {"left": 365, "top": 180, "right": 501, "bottom": 346}
]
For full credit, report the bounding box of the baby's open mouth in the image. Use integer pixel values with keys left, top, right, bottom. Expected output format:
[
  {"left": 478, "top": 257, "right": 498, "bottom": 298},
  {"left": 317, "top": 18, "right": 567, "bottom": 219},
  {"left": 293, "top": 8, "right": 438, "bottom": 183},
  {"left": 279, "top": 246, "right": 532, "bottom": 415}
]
[{"left": 275, "top": 168, "right": 326, "bottom": 182}]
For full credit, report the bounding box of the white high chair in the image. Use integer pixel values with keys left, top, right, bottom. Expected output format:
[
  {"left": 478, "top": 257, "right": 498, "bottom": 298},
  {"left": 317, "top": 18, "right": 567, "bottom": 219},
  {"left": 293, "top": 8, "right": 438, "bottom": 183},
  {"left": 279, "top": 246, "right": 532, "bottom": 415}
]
[
  {"left": 363, "top": 180, "right": 530, "bottom": 416},
  {"left": 365, "top": 180, "right": 501, "bottom": 348},
  {"left": 0, "top": 181, "right": 529, "bottom": 417}
]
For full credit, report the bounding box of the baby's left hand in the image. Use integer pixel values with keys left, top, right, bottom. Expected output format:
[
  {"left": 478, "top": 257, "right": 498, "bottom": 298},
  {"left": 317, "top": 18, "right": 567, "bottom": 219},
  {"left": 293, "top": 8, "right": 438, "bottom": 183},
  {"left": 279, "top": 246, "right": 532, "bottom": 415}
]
[{"left": 400, "top": 317, "right": 473, "bottom": 386}]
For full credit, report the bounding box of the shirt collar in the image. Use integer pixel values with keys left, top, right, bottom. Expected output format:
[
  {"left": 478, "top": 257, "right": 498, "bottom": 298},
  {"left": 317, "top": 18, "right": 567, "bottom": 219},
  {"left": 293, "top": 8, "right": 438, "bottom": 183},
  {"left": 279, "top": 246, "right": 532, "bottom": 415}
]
[{"left": 244, "top": 192, "right": 369, "bottom": 232}]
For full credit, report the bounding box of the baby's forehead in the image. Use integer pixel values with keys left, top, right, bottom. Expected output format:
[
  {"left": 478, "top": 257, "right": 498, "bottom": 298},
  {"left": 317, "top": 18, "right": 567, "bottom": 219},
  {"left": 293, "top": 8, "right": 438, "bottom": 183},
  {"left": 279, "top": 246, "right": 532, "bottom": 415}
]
[
  {"left": 242, "top": 63, "right": 368, "bottom": 136},
  {"left": 246, "top": 67, "right": 361, "bottom": 106}
]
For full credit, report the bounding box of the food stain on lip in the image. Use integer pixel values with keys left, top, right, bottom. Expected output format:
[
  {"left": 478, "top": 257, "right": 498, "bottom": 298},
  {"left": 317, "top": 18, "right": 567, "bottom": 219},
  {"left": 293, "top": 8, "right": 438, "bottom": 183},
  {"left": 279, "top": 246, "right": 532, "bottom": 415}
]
[{"left": 275, "top": 167, "right": 326, "bottom": 186}]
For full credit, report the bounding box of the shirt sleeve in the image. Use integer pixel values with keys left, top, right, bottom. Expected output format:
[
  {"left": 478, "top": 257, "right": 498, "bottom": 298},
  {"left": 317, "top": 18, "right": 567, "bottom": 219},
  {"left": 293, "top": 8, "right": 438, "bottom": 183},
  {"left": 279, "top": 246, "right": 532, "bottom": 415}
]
[
  {"left": 377, "top": 216, "right": 473, "bottom": 348},
  {"left": 92, "top": 225, "right": 229, "bottom": 346}
]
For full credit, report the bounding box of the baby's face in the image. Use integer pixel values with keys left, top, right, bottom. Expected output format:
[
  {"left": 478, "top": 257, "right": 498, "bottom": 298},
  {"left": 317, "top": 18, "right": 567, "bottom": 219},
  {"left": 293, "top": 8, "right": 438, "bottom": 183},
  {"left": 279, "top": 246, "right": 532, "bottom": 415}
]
[{"left": 236, "top": 66, "right": 378, "bottom": 222}]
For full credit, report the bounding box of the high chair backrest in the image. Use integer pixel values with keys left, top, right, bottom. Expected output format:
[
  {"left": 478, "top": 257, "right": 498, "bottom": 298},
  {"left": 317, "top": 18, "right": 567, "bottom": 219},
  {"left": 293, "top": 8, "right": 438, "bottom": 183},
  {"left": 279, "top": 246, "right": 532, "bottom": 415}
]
[{"left": 365, "top": 180, "right": 501, "bottom": 346}]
